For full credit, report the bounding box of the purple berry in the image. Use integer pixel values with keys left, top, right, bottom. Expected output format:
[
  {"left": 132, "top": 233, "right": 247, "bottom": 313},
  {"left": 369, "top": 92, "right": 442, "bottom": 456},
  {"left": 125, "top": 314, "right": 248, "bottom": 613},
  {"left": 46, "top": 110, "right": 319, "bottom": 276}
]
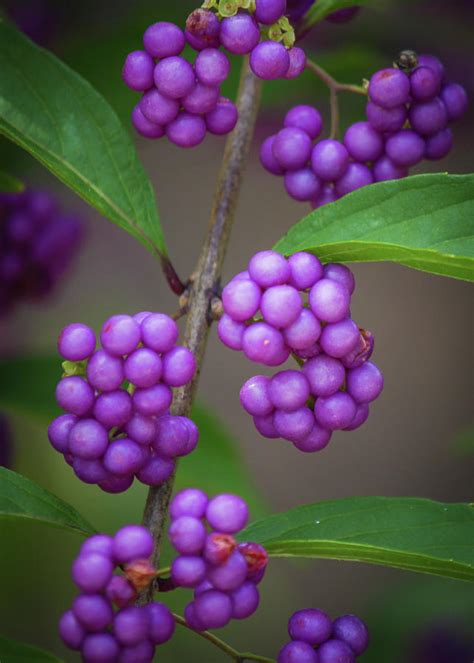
[
  {"left": 73, "top": 458, "right": 108, "bottom": 484},
  {"left": 312, "top": 185, "right": 338, "bottom": 209},
  {"left": 409, "top": 97, "right": 448, "bottom": 136},
  {"left": 170, "top": 488, "right": 209, "bottom": 520},
  {"left": 318, "top": 639, "right": 355, "bottom": 663},
  {"left": 194, "top": 590, "right": 233, "bottom": 629},
  {"left": 418, "top": 54, "right": 445, "bottom": 82},
  {"left": 195, "top": 48, "right": 230, "bottom": 87},
  {"left": 72, "top": 552, "right": 113, "bottom": 594},
  {"left": 93, "top": 390, "right": 133, "bottom": 429},
  {"left": 113, "top": 606, "right": 150, "bottom": 646},
  {"left": 410, "top": 65, "right": 441, "bottom": 101},
  {"left": 288, "top": 252, "right": 323, "bottom": 290},
  {"left": 218, "top": 314, "right": 246, "bottom": 350},
  {"left": 101, "top": 315, "right": 140, "bottom": 357},
  {"left": 162, "top": 346, "right": 196, "bottom": 386},
  {"left": 99, "top": 474, "right": 134, "bottom": 494},
  {"left": 68, "top": 419, "right": 108, "bottom": 460},
  {"left": 309, "top": 278, "right": 350, "bottom": 323},
  {"left": 59, "top": 610, "right": 85, "bottom": 650},
  {"left": 113, "top": 525, "right": 153, "bottom": 563},
  {"left": 220, "top": 12, "right": 260, "bottom": 55},
  {"left": 154, "top": 56, "right": 196, "bottom": 100},
  {"left": 261, "top": 285, "right": 302, "bottom": 328},
  {"left": 143, "top": 21, "right": 185, "bottom": 58},
  {"left": 373, "top": 155, "right": 408, "bottom": 181},
  {"left": 440, "top": 82, "right": 469, "bottom": 121},
  {"left": 124, "top": 348, "right": 162, "bottom": 388},
  {"left": 368, "top": 68, "right": 410, "bottom": 108},
  {"left": 323, "top": 263, "right": 355, "bottom": 295},
  {"left": 333, "top": 614, "right": 369, "bottom": 655},
  {"left": 58, "top": 323, "right": 95, "bottom": 361},
  {"left": 260, "top": 135, "right": 285, "bottom": 175},
  {"left": 185, "top": 8, "right": 221, "bottom": 51},
  {"left": 184, "top": 601, "right": 205, "bottom": 631},
  {"left": 314, "top": 392, "right": 357, "bottom": 430},
  {"left": 284, "top": 105, "right": 323, "bottom": 140},
  {"left": 147, "top": 602, "right": 175, "bottom": 645},
  {"left": 341, "top": 328, "right": 374, "bottom": 369},
  {"left": 72, "top": 594, "right": 112, "bottom": 632},
  {"left": 311, "top": 140, "right": 349, "bottom": 181},
  {"left": 167, "top": 112, "right": 207, "bottom": 148},
  {"left": 240, "top": 375, "right": 273, "bottom": 416},
  {"left": 343, "top": 402, "right": 369, "bottom": 431},
  {"left": 365, "top": 101, "right": 407, "bottom": 133},
  {"left": 169, "top": 516, "right": 206, "bottom": 554},
  {"left": 56, "top": 376, "right": 94, "bottom": 416},
  {"left": 250, "top": 41, "right": 290, "bottom": 80},
  {"left": 171, "top": 555, "right": 206, "bottom": 587},
  {"left": 273, "top": 127, "right": 313, "bottom": 170},
  {"left": 303, "top": 355, "right": 345, "bottom": 396},
  {"left": 81, "top": 534, "right": 113, "bottom": 558},
  {"left": 222, "top": 278, "right": 261, "bottom": 322},
  {"left": 141, "top": 313, "right": 179, "bottom": 354},
  {"left": 425, "top": 127, "right": 453, "bottom": 160},
  {"left": 106, "top": 575, "right": 136, "bottom": 609},
  {"left": 133, "top": 383, "right": 172, "bottom": 417},
  {"left": 205, "top": 97, "right": 238, "bottom": 135},
  {"left": 344, "top": 121, "right": 384, "bottom": 162},
  {"left": 103, "top": 438, "right": 144, "bottom": 476},
  {"left": 320, "top": 318, "right": 360, "bottom": 358},
  {"left": 131, "top": 105, "right": 165, "bottom": 139},
  {"left": 293, "top": 423, "right": 331, "bottom": 452},
  {"left": 248, "top": 250, "right": 290, "bottom": 287},
  {"left": 48, "top": 413, "right": 77, "bottom": 453},
  {"left": 269, "top": 370, "right": 310, "bottom": 411},
  {"left": 203, "top": 533, "right": 236, "bottom": 565},
  {"left": 81, "top": 633, "right": 119, "bottom": 663},
  {"left": 206, "top": 493, "right": 249, "bottom": 533},
  {"left": 140, "top": 88, "right": 180, "bottom": 126},
  {"left": 136, "top": 454, "right": 175, "bottom": 486},
  {"left": 254, "top": 413, "right": 280, "bottom": 438},
  {"left": 273, "top": 406, "right": 314, "bottom": 441},
  {"left": 385, "top": 129, "right": 425, "bottom": 167},
  {"left": 87, "top": 349, "right": 124, "bottom": 392},
  {"left": 283, "top": 309, "right": 322, "bottom": 350},
  {"left": 346, "top": 361, "right": 383, "bottom": 403},
  {"left": 119, "top": 641, "right": 154, "bottom": 663},
  {"left": 286, "top": 47, "right": 307, "bottom": 80},
  {"left": 154, "top": 415, "right": 193, "bottom": 458},
  {"left": 335, "top": 163, "right": 374, "bottom": 197},
  {"left": 285, "top": 168, "right": 321, "bottom": 202},
  {"left": 289, "top": 608, "right": 332, "bottom": 645},
  {"left": 122, "top": 51, "right": 154, "bottom": 91},
  {"left": 255, "top": 0, "right": 287, "bottom": 24},
  {"left": 278, "top": 640, "right": 319, "bottom": 663},
  {"left": 231, "top": 581, "right": 260, "bottom": 619},
  {"left": 242, "top": 322, "right": 287, "bottom": 365},
  {"left": 183, "top": 83, "right": 220, "bottom": 115},
  {"left": 207, "top": 549, "right": 248, "bottom": 591}
]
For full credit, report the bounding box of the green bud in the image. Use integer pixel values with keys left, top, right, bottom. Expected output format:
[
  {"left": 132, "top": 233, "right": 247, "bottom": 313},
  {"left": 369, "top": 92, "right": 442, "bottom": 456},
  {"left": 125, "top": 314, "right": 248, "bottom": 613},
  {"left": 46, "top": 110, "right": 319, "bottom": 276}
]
[
  {"left": 218, "top": 0, "right": 239, "bottom": 17},
  {"left": 282, "top": 27, "right": 295, "bottom": 48},
  {"left": 268, "top": 25, "right": 283, "bottom": 41},
  {"left": 201, "top": 0, "right": 218, "bottom": 8},
  {"left": 61, "top": 360, "right": 87, "bottom": 377}
]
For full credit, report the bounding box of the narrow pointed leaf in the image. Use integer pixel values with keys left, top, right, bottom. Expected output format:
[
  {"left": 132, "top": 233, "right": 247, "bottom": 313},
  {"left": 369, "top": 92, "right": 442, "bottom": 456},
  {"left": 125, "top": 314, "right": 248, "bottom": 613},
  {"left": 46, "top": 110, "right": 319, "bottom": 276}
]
[
  {"left": 0, "top": 635, "right": 63, "bottom": 663},
  {"left": 241, "top": 496, "right": 474, "bottom": 581},
  {"left": 0, "top": 20, "right": 166, "bottom": 259},
  {"left": 274, "top": 173, "right": 474, "bottom": 281},
  {"left": 0, "top": 467, "right": 95, "bottom": 536}
]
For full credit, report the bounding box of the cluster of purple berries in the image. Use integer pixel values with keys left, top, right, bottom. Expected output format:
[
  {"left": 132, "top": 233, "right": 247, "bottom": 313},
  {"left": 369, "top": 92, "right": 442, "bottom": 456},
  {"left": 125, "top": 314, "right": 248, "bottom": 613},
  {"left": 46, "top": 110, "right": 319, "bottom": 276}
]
[
  {"left": 169, "top": 488, "right": 268, "bottom": 630},
  {"left": 218, "top": 250, "right": 383, "bottom": 452},
  {"left": 60, "top": 525, "right": 175, "bottom": 662},
  {"left": 279, "top": 608, "right": 369, "bottom": 663},
  {"left": 48, "top": 312, "right": 197, "bottom": 493},
  {"left": 0, "top": 189, "right": 83, "bottom": 315},
  {"left": 261, "top": 52, "right": 468, "bottom": 207},
  {"left": 123, "top": 2, "right": 306, "bottom": 146}
]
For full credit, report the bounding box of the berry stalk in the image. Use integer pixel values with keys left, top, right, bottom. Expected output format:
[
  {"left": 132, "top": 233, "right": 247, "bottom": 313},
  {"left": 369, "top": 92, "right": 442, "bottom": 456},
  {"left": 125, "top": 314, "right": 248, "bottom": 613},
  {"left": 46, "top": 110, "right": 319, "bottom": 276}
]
[{"left": 140, "top": 58, "right": 262, "bottom": 586}]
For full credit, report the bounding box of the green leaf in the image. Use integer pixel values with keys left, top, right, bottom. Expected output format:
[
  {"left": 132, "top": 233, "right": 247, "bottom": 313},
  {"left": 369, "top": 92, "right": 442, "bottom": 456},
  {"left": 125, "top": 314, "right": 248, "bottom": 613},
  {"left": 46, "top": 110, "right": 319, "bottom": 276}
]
[
  {"left": 0, "top": 20, "right": 166, "bottom": 259},
  {"left": 301, "top": 0, "right": 376, "bottom": 28},
  {"left": 0, "top": 467, "right": 95, "bottom": 536},
  {"left": 274, "top": 173, "right": 474, "bottom": 281},
  {"left": 0, "top": 171, "right": 24, "bottom": 192},
  {"left": 240, "top": 496, "right": 474, "bottom": 581},
  {"left": 0, "top": 635, "right": 63, "bottom": 663}
]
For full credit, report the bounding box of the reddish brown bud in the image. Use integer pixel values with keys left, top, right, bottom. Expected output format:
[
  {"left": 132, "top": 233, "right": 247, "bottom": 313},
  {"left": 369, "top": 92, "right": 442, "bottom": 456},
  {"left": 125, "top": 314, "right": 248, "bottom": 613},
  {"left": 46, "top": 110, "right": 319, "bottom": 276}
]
[
  {"left": 204, "top": 533, "right": 237, "bottom": 565},
  {"left": 238, "top": 541, "right": 268, "bottom": 574},
  {"left": 124, "top": 558, "right": 157, "bottom": 591}
]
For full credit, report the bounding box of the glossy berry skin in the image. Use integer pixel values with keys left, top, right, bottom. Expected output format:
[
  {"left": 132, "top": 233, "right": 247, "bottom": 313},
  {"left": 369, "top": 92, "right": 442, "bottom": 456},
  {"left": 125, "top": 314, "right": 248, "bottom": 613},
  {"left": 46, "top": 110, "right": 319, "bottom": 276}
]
[
  {"left": 278, "top": 640, "right": 319, "bottom": 663},
  {"left": 248, "top": 250, "right": 291, "bottom": 287},
  {"left": 103, "top": 438, "right": 144, "bottom": 476},
  {"left": 222, "top": 278, "right": 261, "bottom": 321},
  {"left": 318, "top": 639, "right": 355, "bottom": 663},
  {"left": 68, "top": 419, "right": 108, "bottom": 460},
  {"left": 261, "top": 285, "right": 302, "bottom": 328},
  {"left": 58, "top": 323, "right": 95, "bottom": 361},
  {"left": 250, "top": 41, "right": 290, "bottom": 80},
  {"left": 260, "top": 135, "right": 285, "bottom": 175},
  {"left": 284, "top": 105, "right": 323, "bottom": 140},
  {"left": 344, "top": 121, "right": 384, "bottom": 162},
  {"left": 217, "top": 314, "right": 245, "bottom": 350},
  {"left": 172, "top": 555, "right": 206, "bottom": 587},
  {"left": 162, "top": 346, "right": 196, "bottom": 387},
  {"left": 288, "top": 608, "right": 333, "bottom": 645},
  {"left": 303, "top": 355, "right": 345, "bottom": 397},
  {"left": 286, "top": 47, "right": 307, "bottom": 80},
  {"left": 440, "top": 82, "right": 468, "bottom": 121},
  {"left": 285, "top": 168, "right": 321, "bottom": 202},
  {"left": 195, "top": 48, "right": 230, "bottom": 87},
  {"left": 333, "top": 614, "right": 370, "bottom": 655},
  {"left": 206, "top": 493, "right": 249, "bottom": 533},
  {"left": 269, "top": 370, "right": 310, "bottom": 411},
  {"left": 185, "top": 8, "right": 221, "bottom": 50},
  {"left": 206, "top": 98, "right": 238, "bottom": 135},
  {"left": 365, "top": 101, "right": 406, "bottom": 133},
  {"left": 59, "top": 610, "right": 84, "bottom": 650},
  {"left": 409, "top": 97, "right": 448, "bottom": 136},
  {"left": 242, "top": 322, "right": 287, "bottom": 366},
  {"left": 72, "top": 594, "right": 113, "bottom": 632},
  {"left": 113, "top": 606, "right": 149, "bottom": 646},
  {"left": 320, "top": 319, "right": 360, "bottom": 358},
  {"left": 255, "top": 0, "right": 287, "bottom": 24},
  {"left": 323, "top": 263, "right": 355, "bottom": 295},
  {"left": 314, "top": 392, "right": 357, "bottom": 430},
  {"left": 143, "top": 21, "right": 185, "bottom": 58},
  {"left": 312, "top": 185, "right": 338, "bottom": 209},
  {"left": 309, "top": 278, "right": 350, "bottom": 323},
  {"left": 105, "top": 575, "right": 136, "bottom": 609},
  {"left": 231, "top": 581, "right": 260, "bottom": 619},
  {"left": 122, "top": 51, "right": 154, "bottom": 91},
  {"left": 72, "top": 552, "right": 113, "bottom": 594},
  {"left": 373, "top": 156, "right": 408, "bottom": 182},
  {"left": 55, "top": 376, "right": 94, "bottom": 416},
  {"left": 124, "top": 348, "right": 162, "bottom": 388},
  {"left": 147, "top": 602, "right": 175, "bottom": 644},
  {"left": 154, "top": 56, "right": 196, "bottom": 99},
  {"left": 113, "top": 525, "right": 153, "bottom": 564},
  {"left": 167, "top": 113, "right": 207, "bottom": 148},
  {"left": 48, "top": 413, "right": 76, "bottom": 453},
  {"left": 273, "top": 406, "right": 314, "bottom": 441},
  {"left": 273, "top": 128, "right": 313, "bottom": 171},
  {"left": 131, "top": 104, "right": 164, "bottom": 139},
  {"left": 194, "top": 590, "right": 233, "bottom": 629},
  {"left": 385, "top": 130, "right": 425, "bottom": 167},
  {"left": 254, "top": 413, "right": 280, "bottom": 438},
  {"left": 240, "top": 375, "right": 273, "bottom": 416},
  {"left": 140, "top": 89, "right": 179, "bottom": 126},
  {"left": 283, "top": 309, "right": 321, "bottom": 350},
  {"left": 311, "top": 140, "right": 349, "bottom": 181},
  {"left": 418, "top": 53, "right": 445, "bottom": 81},
  {"left": 343, "top": 402, "right": 369, "bottom": 431},
  {"left": 101, "top": 315, "right": 140, "bottom": 357},
  {"left": 293, "top": 424, "right": 331, "bottom": 453},
  {"left": 183, "top": 83, "right": 220, "bottom": 115},
  {"left": 410, "top": 65, "right": 441, "bottom": 101},
  {"left": 220, "top": 13, "right": 260, "bottom": 55},
  {"left": 141, "top": 313, "right": 178, "bottom": 353},
  {"left": 81, "top": 633, "right": 119, "bottom": 662},
  {"left": 207, "top": 550, "right": 248, "bottom": 591},
  {"left": 288, "top": 252, "right": 323, "bottom": 290},
  {"left": 335, "top": 163, "right": 373, "bottom": 197},
  {"left": 368, "top": 68, "right": 410, "bottom": 108},
  {"left": 425, "top": 128, "right": 453, "bottom": 160},
  {"left": 170, "top": 488, "right": 209, "bottom": 520},
  {"left": 346, "top": 361, "right": 384, "bottom": 403}
]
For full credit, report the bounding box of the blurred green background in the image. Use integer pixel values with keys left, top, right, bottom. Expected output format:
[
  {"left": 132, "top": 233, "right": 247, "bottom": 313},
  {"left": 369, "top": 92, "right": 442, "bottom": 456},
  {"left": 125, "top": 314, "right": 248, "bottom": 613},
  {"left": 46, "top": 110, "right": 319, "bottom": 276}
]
[{"left": 0, "top": 0, "right": 473, "bottom": 661}]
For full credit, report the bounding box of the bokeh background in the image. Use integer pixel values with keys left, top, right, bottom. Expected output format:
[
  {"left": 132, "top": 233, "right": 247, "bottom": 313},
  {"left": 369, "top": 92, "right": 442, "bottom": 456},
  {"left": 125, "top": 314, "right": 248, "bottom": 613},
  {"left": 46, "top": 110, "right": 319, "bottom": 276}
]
[{"left": 0, "top": 0, "right": 473, "bottom": 661}]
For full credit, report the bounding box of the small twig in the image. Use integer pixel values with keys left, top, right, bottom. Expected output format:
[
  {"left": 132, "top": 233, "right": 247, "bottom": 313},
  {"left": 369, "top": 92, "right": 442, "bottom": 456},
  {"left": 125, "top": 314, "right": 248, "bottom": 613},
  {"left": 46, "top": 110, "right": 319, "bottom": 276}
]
[
  {"left": 305, "top": 58, "right": 366, "bottom": 138},
  {"left": 160, "top": 255, "right": 187, "bottom": 295},
  {"left": 173, "top": 613, "right": 275, "bottom": 662}
]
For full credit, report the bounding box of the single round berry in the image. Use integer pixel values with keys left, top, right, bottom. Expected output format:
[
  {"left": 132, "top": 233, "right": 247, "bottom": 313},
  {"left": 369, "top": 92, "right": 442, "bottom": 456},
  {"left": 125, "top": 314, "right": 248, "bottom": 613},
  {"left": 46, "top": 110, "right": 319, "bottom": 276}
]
[
  {"left": 100, "top": 315, "right": 140, "bottom": 357},
  {"left": 314, "top": 392, "right": 357, "bottom": 430},
  {"left": 269, "top": 370, "right": 310, "bottom": 411},
  {"left": 68, "top": 419, "right": 108, "bottom": 460},
  {"left": 222, "top": 278, "right": 261, "bottom": 322},
  {"left": 207, "top": 549, "right": 248, "bottom": 591},
  {"left": 154, "top": 56, "right": 196, "bottom": 99},
  {"left": 231, "top": 581, "right": 260, "bottom": 619},
  {"left": 418, "top": 53, "right": 445, "bottom": 81},
  {"left": 240, "top": 375, "right": 273, "bottom": 416},
  {"left": 203, "top": 533, "right": 236, "bottom": 565},
  {"left": 171, "top": 555, "right": 206, "bottom": 587},
  {"left": 141, "top": 313, "right": 179, "bottom": 354},
  {"left": 119, "top": 641, "right": 154, "bottom": 663},
  {"left": 250, "top": 41, "right": 290, "bottom": 80},
  {"left": 254, "top": 413, "right": 280, "bottom": 438},
  {"left": 320, "top": 318, "right": 360, "bottom": 358},
  {"left": 284, "top": 105, "right": 323, "bottom": 141},
  {"left": 333, "top": 614, "right": 369, "bottom": 655},
  {"left": 242, "top": 322, "right": 287, "bottom": 366},
  {"left": 260, "top": 135, "right": 285, "bottom": 175},
  {"left": 58, "top": 323, "right": 95, "bottom": 361},
  {"left": 194, "top": 590, "right": 233, "bottom": 629},
  {"left": 162, "top": 346, "right": 196, "bottom": 386},
  {"left": 72, "top": 552, "right": 113, "bottom": 594},
  {"left": 73, "top": 458, "right": 108, "bottom": 484},
  {"left": 273, "top": 406, "right": 314, "bottom": 441},
  {"left": 341, "top": 328, "right": 374, "bottom": 369},
  {"left": 343, "top": 402, "right": 369, "bottom": 431},
  {"left": 99, "top": 474, "right": 134, "bottom": 494},
  {"left": 218, "top": 314, "right": 246, "bottom": 350},
  {"left": 183, "top": 83, "right": 220, "bottom": 115},
  {"left": 285, "top": 168, "right": 321, "bottom": 202},
  {"left": 248, "top": 250, "right": 290, "bottom": 287},
  {"left": 368, "top": 68, "right": 410, "bottom": 108},
  {"left": 440, "top": 82, "right": 469, "bottom": 121},
  {"left": 261, "top": 285, "right": 302, "bottom": 328},
  {"left": 167, "top": 112, "right": 207, "bottom": 148},
  {"left": 293, "top": 423, "right": 331, "bottom": 453},
  {"left": 154, "top": 415, "right": 192, "bottom": 458},
  {"left": 122, "top": 51, "right": 154, "bottom": 91},
  {"left": 55, "top": 376, "right": 94, "bottom": 416},
  {"left": 346, "top": 361, "right": 384, "bottom": 403},
  {"left": 385, "top": 129, "right": 425, "bottom": 167},
  {"left": 72, "top": 594, "right": 112, "bottom": 632},
  {"left": 323, "top": 263, "right": 355, "bottom": 295},
  {"left": 425, "top": 127, "right": 453, "bottom": 160},
  {"left": 87, "top": 349, "right": 124, "bottom": 392},
  {"left": 373, "top": 156, "right": 408, "bottom": 182},
  {"left": 318, "top": 639, "right": 355, "bottom": 663},
  {"left": 136, "top": 454, "right": 175, "bottom": 486},
  {"left": 410, "top": 65, "right": 441, "bottom": 101},
  {"left": 170, "top": 488, "right": 209, "bottom": 520},
  {"left": 140, "top": 88, "right": 180, "bottom": 126},
  {"left": 312, "top": 185, "right": 338, "bottom": 209},
  {"left": 311, "top": 140, "right": 349, "bottom": 181},
  {"left": 365, "top": 101, "right": 407, "bottom": 133},
  {"left": 59, "top": 610, "right": 84, "bottom": 650},
  {"left": 255, "top": 0, "right": 287, "bottom": 24},
  {"left": 185, "top": 8, "right": 221, "bottom": 51},
  {"left": 143, "top": 21, "right": 185, "bottom": 58},
  {"left": 113, "top": 525, "right": 153, "bottom": 564},
  {"left": 48, "top": 413, "right": 77, "bottom": 453},
  {"left": 124, "top": 348, "right": 162, "bottom": 388},
  {"left": 273, "top": 128, "right": 313, "bottom": 171},
  {"left": 113, "top": 606, "right": 150, "bottom": 647},
  {"left": 206, "top": 493, "right": 249, "bottom": 533},
  {"left": 303, "top": 355, "right": 345, "bottom": 396},
  {"left": 220, "top": 12, "right": 260, "bottom": 55},
  {"left": 131, "top": 105, "right": 164, "bottom": 139},
  {"left": 147, "top": 602, "right": 175, "bottom": 644},
  {"left": 278, "top": 640, "right": 319, "bottom": 663},
  {"left": 344, "top": 121, "right": 384, "bottom": 162},
  {"left": 335, "top": 163, "right": 374, "bottom": 197},
  {"left": 81, "top": 534, "right": 114, "bottom": 558},
  {"left": 288, "top": 252, "right": 323, "bottom": 290},
  {"left": 81, "top": 633, "right": 119, "bottom": 663},
  {"left": 133, "top": 383, "right": 172, "bottom": 417},
  {"left": 286, "top": 47, "right": 307, "bottom": 80},
  {"left": 103, "top": 438, "right": 144, "bottom": 476},
  {"left": 205, "top": 97, "right": 238, "bottom": 135},
  {"left": 93, "top": 390, "right": 133, "bottom": 429},
  {"left": 283, "top": 309, "right": 321, "bottom": 351},
  {"left": 289, "top": 608, "right": 333, "bottom": 645},
  {"left": 106, "top": 575, "right": 136, "bottom": 609},
  {"left": 195, "top": 48, "right": 230, "bottom": 86},
  {"left": 409, "top": 97, "right": 448, "bottom": 136},
  {"left": 309, "top": 278, "right": 350, "bottom": 323}
]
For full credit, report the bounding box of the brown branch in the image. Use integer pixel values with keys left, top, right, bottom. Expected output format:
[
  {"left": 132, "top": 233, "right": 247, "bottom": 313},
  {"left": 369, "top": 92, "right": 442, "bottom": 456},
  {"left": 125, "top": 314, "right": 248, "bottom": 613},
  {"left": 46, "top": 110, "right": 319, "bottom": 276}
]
[{"left": 139, "top": 58, "right": 262, "bottom": 599}]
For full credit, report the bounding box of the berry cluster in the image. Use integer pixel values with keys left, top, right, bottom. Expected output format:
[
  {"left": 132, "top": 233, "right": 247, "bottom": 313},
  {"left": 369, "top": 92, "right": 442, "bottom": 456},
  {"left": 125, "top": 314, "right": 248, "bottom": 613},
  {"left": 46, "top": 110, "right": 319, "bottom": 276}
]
[
  {"left": 261, "top": 52, "right": 468, "bottom": 207},
  {"left": 0, "top": 189, "right": 83, "bottom": 316},
  {"left": 59, "top": 525, "right": 175, "bottom": 662},
  {"left": 48, "top": 312, "right": 197, "bottom": 493},
  {"left": 278, "top": 608, "right": 369, "bottom": 663},
  {"left": 169, "top": 489, "right": 268, "bottom": 630},
  {"left": 218, "top": 250, "right": 383, "bottom": 452},
  {"left": 123, "top": 2, "right": 306, "bottom": 146}
]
